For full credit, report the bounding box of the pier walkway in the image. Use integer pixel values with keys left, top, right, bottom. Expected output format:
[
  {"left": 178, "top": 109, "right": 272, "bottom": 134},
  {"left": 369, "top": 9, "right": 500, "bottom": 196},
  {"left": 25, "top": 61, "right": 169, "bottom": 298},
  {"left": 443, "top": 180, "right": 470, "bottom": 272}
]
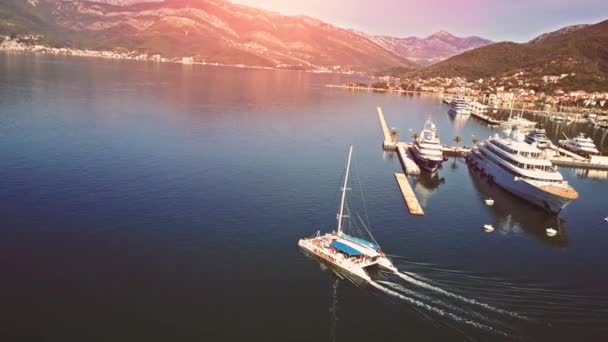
[
  {"left": 396, "top": 144, "right": 421, "bottom": 175},
  {"left": 470, "top": 112, "right": 503, "bottom": 126},
  {"left": 549, "top": 146, "right": 586, "bottom": 161},
  {"left": 395, "top": 173, "right": 424, "bottom": 216},
  {"left": 377, "top": 107, "right": 395, "bottom": 150}
]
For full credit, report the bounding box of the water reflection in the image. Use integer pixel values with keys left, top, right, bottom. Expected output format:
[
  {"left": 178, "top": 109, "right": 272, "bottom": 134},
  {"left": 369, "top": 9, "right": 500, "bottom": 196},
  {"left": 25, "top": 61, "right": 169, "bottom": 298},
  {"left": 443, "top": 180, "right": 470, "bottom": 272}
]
[
  {"left": 467, "top": 168, "right": 569, "bottom": 247},
  {"left": 412, "top": 171, "right": 446, "bottom": 207},
  {"left": 447, "top": 111, "right": 470, "bottom": 131},
  {"left": 572, "top": 168, "right": 608, "bottom": 179}
]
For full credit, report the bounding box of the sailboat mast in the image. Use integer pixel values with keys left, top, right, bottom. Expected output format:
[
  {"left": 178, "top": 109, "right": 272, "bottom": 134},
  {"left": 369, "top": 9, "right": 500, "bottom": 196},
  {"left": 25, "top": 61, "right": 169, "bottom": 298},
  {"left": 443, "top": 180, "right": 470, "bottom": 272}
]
[{"left": 337, "top": 145, "right": 353, "bottom": 234}]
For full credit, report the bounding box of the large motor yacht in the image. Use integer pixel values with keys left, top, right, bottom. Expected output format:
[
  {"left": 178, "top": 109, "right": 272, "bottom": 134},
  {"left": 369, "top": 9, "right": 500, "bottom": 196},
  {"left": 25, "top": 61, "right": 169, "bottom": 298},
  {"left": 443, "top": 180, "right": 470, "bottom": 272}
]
[
  {"left": 467, "top": 128, "right": 578, "bottom": 214},
  {"left": 524, "top": 128, "right": 552, "bottom": 149},
  {"left": 410, "top": 119, "right": 445, "bottom": 172},
  {"left": 558, "top": 133, "right": 600, "bottom": 157},
  {"left": 448, "top": 96, "right": 471, "bottom": 116}
]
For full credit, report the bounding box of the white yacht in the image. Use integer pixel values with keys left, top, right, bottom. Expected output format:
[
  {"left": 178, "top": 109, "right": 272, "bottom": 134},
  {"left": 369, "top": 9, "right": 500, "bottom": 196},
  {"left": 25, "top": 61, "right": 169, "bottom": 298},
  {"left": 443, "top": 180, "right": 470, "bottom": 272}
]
[
  {"left": 559, "top": 133, "right": 600, "bottom": 157},
  {"left": 298, "top": 146, "right": 396, "bottom": 282},
  {"left": 467, "top": 128, "right": 579, "bottom": 214},
  {"left": 448, "top": 96, "right": 471, "bottom": 116},
  {"left": 501, "top": 104, "right": 537, "bottom": 131},
  {"left": 524, "top": 128, "right": 552, "bottom": 149},
  {"left": 468, "top": 101, "right": 487, "bottom": 116},
  {"left": 500, "top": 117, "right": 537, "bottom": 131},
  {"left": 410, "top": 119, "right": 445, "bottom": 172}
]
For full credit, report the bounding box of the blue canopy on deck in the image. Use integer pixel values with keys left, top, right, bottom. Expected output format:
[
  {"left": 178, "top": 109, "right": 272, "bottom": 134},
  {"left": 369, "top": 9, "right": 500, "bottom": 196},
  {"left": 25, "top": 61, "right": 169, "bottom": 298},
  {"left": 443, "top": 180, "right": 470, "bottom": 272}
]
[
  {"left": 330, "top": 240, "right": 363, "bottom": 256},
  {"left": 340, "top": 233, "right": 379, "bottom": 251}
]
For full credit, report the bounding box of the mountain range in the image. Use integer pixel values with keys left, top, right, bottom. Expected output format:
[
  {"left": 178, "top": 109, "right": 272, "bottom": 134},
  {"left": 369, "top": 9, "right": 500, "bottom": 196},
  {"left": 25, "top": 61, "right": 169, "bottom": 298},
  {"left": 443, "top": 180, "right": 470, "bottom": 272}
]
[
  {"left": 0, "top": 0, "right": 492, "bottom": 72},
  {"left": 367, "top": 31, "right": 493, "bottom": 66},
  {"left": 410, "top": 20, "right": 608, "bottom": 91},
  {"left": 1, "top": 0, "right": 606, "bottom": 91},
  {"left": 0, "top": 0, "right": 417, "bottom": 72}
]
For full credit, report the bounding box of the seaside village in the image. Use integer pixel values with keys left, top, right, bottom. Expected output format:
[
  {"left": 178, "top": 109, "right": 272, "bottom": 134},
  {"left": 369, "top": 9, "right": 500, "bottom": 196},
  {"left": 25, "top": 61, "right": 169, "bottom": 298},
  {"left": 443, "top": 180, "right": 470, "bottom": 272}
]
[{"left": 355, "top": 74, "right": 608, "bottom": 117}]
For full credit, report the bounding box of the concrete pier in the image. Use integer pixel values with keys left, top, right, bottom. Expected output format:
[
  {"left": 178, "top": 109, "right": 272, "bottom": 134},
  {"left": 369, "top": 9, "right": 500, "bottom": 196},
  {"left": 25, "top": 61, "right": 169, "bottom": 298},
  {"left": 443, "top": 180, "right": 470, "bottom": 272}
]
[
  {"left": 377, "top": 107, "right": 396, "bottom": 150},
  {"left": 470, "top": 112, "right": 503, "bottom": 126},
  {"left": 395, "top": 173, "right": 424, "bottom": 216},
  {"left": 549, "top": 156, "right": 608, "bottom": 170},
  {"left": 396, "top": 145, "right": 421, "bottom": 175},
  {"left": 549, "top": 146, "right": 587, "bottom": 161}
]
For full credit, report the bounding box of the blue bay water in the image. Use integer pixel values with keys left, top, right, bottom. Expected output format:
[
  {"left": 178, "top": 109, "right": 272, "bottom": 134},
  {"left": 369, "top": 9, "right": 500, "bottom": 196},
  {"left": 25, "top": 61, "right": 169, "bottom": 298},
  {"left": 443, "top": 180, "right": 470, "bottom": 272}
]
[{"left": 1, "top": 53, "right": 608, "bottom": 341}]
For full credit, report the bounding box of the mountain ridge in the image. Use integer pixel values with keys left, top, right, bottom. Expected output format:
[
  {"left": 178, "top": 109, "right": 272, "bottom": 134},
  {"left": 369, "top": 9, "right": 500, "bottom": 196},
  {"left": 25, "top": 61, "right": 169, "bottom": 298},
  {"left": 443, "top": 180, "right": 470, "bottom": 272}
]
[
  {"left": 367, "top": 31, "right": 493, "bottom": 66},
  {"left": 0, "top": 0, "right": 418, "bottom": 72},
  {"left": 409, "top": 19, "right": 608, "bottom": 91}
]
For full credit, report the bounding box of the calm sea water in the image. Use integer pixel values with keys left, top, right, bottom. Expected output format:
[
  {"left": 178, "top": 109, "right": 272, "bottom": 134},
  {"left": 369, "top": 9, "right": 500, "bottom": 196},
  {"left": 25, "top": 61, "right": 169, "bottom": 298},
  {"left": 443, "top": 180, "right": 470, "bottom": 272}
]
[{"left": 1, "top": 53, "right": 608, "bottom": 341}]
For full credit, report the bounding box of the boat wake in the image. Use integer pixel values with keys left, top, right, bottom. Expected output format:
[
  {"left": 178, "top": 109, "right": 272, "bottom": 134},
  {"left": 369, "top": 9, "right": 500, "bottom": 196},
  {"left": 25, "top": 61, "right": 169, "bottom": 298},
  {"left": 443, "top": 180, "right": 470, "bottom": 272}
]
[
  {"left": 392, "top": 269, "right": 526, "bottom": 319},
  {"left": 367, "top": 279, "right": 510, "bottom": 337}
]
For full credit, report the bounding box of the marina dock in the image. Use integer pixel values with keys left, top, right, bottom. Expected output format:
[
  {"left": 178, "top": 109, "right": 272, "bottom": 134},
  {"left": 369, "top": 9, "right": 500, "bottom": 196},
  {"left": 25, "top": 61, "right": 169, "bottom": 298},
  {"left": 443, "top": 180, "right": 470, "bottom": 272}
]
[
  {"left": 377, "top": 107, "right": 396, "bottom": 150},
  {"left": 470, "top": 111, "right": 503, "bottom": 126},
  {"left": 396, "top": 144, "right": 421, "bottom": 175},
  {"left": 395, "top": 173, "right": 424, "bottom": 215},
  {"left": 549, "top": 156, "right": 608, "bottom": 170},
  {"left": 549, "top": 146, "right": 587, "bottom": 161}
]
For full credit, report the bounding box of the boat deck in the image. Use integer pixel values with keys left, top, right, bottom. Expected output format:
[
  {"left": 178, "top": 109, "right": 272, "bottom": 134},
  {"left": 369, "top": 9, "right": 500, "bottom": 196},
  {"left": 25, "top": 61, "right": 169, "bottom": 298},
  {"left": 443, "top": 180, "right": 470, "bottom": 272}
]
[{"left": 394, "top": 173, "right": 424, "bottom": 216}]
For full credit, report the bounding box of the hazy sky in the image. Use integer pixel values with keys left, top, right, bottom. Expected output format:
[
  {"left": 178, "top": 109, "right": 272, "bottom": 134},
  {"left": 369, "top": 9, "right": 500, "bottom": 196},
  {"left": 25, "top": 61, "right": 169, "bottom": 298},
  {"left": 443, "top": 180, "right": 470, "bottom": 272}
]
[{"left": 232, "top": 0, "right": 608, "bottom": 42}]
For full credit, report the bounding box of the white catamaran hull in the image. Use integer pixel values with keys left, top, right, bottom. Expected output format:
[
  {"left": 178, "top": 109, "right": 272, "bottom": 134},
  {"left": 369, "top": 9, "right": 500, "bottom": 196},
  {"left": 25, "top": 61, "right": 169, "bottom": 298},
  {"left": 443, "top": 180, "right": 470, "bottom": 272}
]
[{"left": 298, "top": 238, "right": 372, "bottom": 282}]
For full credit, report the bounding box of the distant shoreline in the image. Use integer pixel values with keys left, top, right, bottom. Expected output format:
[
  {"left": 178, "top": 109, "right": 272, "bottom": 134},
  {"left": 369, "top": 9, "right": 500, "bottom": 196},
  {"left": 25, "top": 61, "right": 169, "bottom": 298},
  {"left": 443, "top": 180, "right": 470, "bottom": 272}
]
[
  {"left": 0, "top": 38, "right": 365, "bottom": 76},
  {"left": 325, "top": 84, "right": 444, "bottom": 97}
]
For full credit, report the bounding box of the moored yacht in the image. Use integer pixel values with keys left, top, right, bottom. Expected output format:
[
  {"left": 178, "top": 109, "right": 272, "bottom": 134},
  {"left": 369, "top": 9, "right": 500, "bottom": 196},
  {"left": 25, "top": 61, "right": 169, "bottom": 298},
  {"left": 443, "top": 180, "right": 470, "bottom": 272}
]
[
  {"left": 501, "top": 104, "right": 537, "bottom": 131},
  {"left": 298, "top": 146, "right": 396, "bottom": 282},
  {"left": 524, "top": 128, "right": 552, "bottom": 149},
  {"left": 467, "top": 128, "right": 579, "bottom": 214},
  {"left": 410, "top": 119, "right": 445, "bottom": 172},
  {"left": 448, "top": 96, "right": 471, "bottom": 116},
  {"left": 559, "top": 133, "right": 600, "bottom": 157}
]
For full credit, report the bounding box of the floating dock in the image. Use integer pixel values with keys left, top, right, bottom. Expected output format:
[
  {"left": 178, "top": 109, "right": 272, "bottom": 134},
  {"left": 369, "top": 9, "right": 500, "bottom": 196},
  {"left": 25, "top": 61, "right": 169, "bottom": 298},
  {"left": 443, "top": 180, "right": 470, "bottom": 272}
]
[
  {"left": 549, "top": 146, "right": 587, "bottom": 161},
  {"left": 470, "top": 112, "right": 503, "bottom": 126},
  {"left": 549, "top": 156, "right": 608, "bottom": 170},
  {"left": 396, "top": 144, "right": 421, "bottom": 175},
  {"left": 394, "top": 173, "right": 424, "bottom": 216}
]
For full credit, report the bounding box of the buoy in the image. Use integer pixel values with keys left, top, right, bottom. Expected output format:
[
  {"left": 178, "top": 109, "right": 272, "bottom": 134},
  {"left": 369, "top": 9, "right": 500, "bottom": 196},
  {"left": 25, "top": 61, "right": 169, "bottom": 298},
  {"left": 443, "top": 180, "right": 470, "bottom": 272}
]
[
  {"left": 483, "top": 224, "right": 494, "bottom": 232},
  {"left": 546, "top": 228, "right": 557, "bottom": 237}
]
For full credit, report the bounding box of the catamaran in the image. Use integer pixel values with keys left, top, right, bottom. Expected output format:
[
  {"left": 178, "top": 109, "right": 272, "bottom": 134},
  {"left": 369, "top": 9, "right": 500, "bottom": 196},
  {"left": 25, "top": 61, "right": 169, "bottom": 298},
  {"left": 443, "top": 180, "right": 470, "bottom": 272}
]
[{"left": 298, "top": 146, "right": 396, "bottom": 282}]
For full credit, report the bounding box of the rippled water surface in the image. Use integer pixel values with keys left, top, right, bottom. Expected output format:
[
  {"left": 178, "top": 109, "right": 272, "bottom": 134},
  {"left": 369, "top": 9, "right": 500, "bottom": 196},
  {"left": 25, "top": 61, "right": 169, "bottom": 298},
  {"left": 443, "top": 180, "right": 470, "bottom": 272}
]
[{"left": 1, "top": 53, "right": 608, "bottom": 341}]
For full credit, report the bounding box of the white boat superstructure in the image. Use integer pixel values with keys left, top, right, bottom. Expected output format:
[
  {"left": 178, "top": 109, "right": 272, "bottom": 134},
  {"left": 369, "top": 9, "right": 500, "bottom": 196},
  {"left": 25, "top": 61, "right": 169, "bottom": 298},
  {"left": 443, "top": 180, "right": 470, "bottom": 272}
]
[
  {"left": 501, "top": 103, "right": 537, "bottom": 131},
  {"left": 559, "top": 133, "right": 600, "bottom": 157},
  {"left": 468, "top": 101, "right": 487, "bottom": 115},
  {"left": 467, "top": 128, "right": 579, "bottom": 214},
  {"left": 448, "top": 96, "right": 471, "bottom": 116},
  {"left": 298, "top": 146, "right": 396, "bottom": 282},
  {"left": 524, "top": 128, "right": 552, "bottom": 149},
  {"left": 410, "top": 119, "right": 445, "bottom": 172}
]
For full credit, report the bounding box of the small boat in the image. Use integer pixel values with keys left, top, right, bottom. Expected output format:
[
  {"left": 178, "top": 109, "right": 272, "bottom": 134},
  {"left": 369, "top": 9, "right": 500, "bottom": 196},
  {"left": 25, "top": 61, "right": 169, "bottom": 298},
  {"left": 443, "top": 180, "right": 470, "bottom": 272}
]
[
  {"left": 483, "top": 224, "right": 494, "bottom": 232},
  {"left": 604, "top": 217, "right": 608, "bottom": 223},
  {"left": 485, "top": 198, "right": 494, "bottom": 206},
  {"left": 546, "top": 228, "right": 558, "bottom": 237}
]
